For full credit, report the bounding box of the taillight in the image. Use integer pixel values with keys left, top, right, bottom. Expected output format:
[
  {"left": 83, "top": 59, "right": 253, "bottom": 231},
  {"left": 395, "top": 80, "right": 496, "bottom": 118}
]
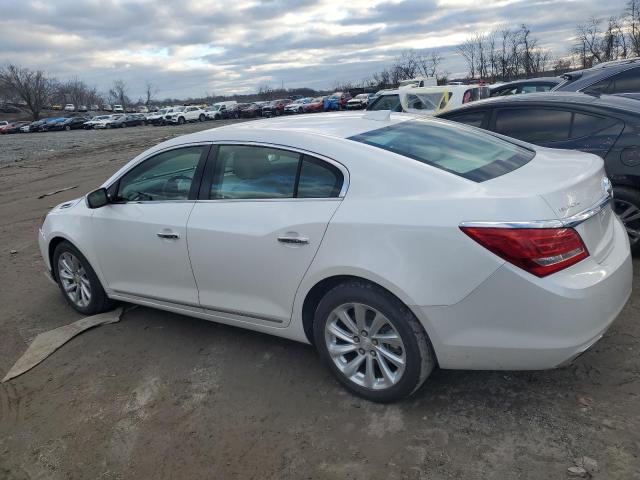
[{"left": 460, "top": 227, "right": 589, "bottom": 277}]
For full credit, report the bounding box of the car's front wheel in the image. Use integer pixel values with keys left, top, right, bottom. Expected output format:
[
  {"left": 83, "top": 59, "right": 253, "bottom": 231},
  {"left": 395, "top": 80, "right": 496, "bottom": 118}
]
[
  {"left": 53, "top": 241, "right": 114, "bottom": 315},
  {"left": 178, "top": 116, "right": 185, "bottom": 125},
  {"left": 314, "top": 280, "right": 435, "bottom": 402},
  {"left": 199, "top": 114, "right": 205, "bottom": 122}
]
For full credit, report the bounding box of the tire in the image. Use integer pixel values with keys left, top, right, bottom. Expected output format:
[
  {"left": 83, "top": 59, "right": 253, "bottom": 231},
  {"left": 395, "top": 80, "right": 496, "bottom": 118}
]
[
  {"left": 65, "top": 125, "right": 71, "bottom": 131},
  {"left": 298, "top": 107, "right": 303, "bottom": 113},
  {"left": 121, "top": 123, "right": 127, "bottom": 128},
  {"left": 199, "top": 114, "right": 205, "bottom": 122},
  {"left": 178, "top": 117, "right": 185, "bottom": 125},
  {"left": 52, "top": 241, "right": 115, "bottom": 315},
  {"left": 612, "top": 185, "right": 640, "bottom": 255},
  {"left": 106, "top": 124, "right": 111, "bottom": 129},
  {"left": 313, "top": 280, "right": 435, "bottom": 403},
  {"left": 141, "top": 121, "right": 146, "bottom": 126}
]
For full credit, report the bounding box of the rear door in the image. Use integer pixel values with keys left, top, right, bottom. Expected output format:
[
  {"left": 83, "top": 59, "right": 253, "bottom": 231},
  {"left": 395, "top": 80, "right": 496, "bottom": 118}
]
[{"left": 187, "top": 144, "right": 346, "bottom": 326}]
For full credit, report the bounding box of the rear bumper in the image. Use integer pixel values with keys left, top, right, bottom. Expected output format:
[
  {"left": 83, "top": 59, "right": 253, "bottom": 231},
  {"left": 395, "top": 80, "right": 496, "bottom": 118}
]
[{"left": 416, "top": 217, "right": 633, "bottom": 370}]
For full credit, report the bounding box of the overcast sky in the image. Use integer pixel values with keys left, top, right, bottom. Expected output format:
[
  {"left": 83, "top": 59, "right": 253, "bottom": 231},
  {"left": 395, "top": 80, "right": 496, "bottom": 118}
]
[{"left": 1, "top": 0, "right": 626, "bottom": 99}]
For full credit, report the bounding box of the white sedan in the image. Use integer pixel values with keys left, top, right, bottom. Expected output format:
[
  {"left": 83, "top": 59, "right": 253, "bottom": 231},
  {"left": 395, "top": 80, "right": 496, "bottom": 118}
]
[{"left": 38, "top": 112, "right": 632, "bottom": 402}]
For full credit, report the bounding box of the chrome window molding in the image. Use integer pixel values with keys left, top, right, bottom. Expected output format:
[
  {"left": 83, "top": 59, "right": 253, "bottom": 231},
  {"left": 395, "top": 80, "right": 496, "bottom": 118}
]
[{"left": 460, "top": 195, "right": 611, "bottom": 229}]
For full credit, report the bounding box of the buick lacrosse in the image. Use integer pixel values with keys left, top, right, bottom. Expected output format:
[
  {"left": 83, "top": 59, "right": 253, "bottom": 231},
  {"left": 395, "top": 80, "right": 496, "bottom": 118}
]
[{"left": 39, "top": 112, "right": 632, "bottom": 402}]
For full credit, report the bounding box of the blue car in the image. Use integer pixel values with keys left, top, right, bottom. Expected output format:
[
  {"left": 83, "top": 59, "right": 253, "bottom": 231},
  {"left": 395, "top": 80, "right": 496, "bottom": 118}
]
[{"left": 38, "top": 117, "right": 69, "bottom": 132}]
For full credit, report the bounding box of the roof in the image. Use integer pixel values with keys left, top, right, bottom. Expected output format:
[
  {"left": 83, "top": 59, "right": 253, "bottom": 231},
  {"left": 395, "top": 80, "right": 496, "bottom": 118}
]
[
  {"left": 555, "top": 59, "right": 640, "bottom": 91},
  {"left": 192, "top": 111, "right": 417, "bottom": 140},
  {"left": 490, "top": 77, "right": 561, "bottom": 89},
  {"left": 438, "top": 92, "right": 640, "bottom": 116}
]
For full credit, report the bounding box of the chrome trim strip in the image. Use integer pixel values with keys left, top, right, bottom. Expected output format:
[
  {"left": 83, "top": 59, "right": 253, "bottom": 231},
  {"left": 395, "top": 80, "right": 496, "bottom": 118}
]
[
  {"left": 111, "top": 289, "right": 284, "bottom": 324},
  {"left": 459, "top": 195, "right": 611, "bottom": 229}
]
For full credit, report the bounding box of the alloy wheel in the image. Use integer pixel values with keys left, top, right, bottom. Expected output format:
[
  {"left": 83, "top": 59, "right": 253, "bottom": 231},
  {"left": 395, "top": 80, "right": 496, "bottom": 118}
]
[
  {"left": 324, "top": 303, "right": 406, "bottom": 390},
  {"left": 614, "top": 198, "right": 640, "bottom": 246},
  {"left": 57, "top": 252, "right": 92, "bottom": 308}
]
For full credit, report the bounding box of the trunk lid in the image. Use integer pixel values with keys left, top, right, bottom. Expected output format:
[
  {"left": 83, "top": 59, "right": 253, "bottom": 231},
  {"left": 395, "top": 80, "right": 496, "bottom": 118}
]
[{"left": 487, "top": 147, "right": 614, "bottom": 263}]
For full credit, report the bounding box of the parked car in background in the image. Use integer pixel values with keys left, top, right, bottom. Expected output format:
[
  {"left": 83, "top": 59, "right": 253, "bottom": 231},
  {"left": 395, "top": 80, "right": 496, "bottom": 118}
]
[
  {"left": 146, "top": 109, "right": 168, "bottom": 125},
  {"left": 39, "top": 117, "right": 69, "bottom": 132},
  {"left": 49, "top": 116, "right": 90, "bottom": 131},
  {"left": 490, "top": 77, "right": 561, "bottom": 96},
  {"left": 4, "top": 121, "right": 30, "bottom": 134},
  {"left": 64, "top": 104, "right": 75, "bottom": 112},
  {"left": 137, "top": 105, "right": 149, "bottom": 113},
  {"left": 345, "top": 93, "right": 374, "bottom": 110},
  {"left": 83, "top": 115, "right": 111, "bottom": 129},
  {"left": 90, "top": 105, "right": 100, "bottom": 111},
  {"left": 554, "top": 58, "right": 640, "bottom": 94},
  {"left": 262, "top": 99, "right": 292, "bottom": 117},
  {"left": 328, "top": 92, "right": 352, "bottom": 110},
  {"left": 303, "top": 97, "right": 325, "bottom": 113},
  {"left": 0, "top": 121, "right": 8, "bottom": 128},
  {"left": 366, "top": 90, "right": 401, "bottom": 111},
  {"left": 398, "top": 77, "right": 438, "bottom": 87},
  {"left": 205, "top": 101, "right": 238, "bottom": 120},
  {"left": 165, "top": 106, "right": 206, "bottom": 124},
  {"left": 438, "top": 92, "right": 640, "bottom": 252},
  {"left": 103, "top": 105, "right": 113, "bottom": 112},
  {"left": 284, "top": 98, "right": 312, "bottom": 114},
  {"left": 368, "top": 85, "right": 488, "bottom": 115},
  {"left": 238, "top": 103, "right": 262, "bottom": 117},
  {"left": 51, "top": 104, "right": 63, "bottom": 111},
  {"left": 77, "top": 105, "right": 88, "bottom": 112},
  {"left": 0, "top": 121, "right": 17, "bottom": 134},
  {"left": 40, "top": 112, "right": 631, "bottom": 402},
  {"left": 113, "top": 105, "right": 125, "bottom": 113},
  {"left": 93, "top": 114, "right": 124, "bottom": 129},
  {"left": 25, "top": 119, "right": 46, "bottom": 132}
]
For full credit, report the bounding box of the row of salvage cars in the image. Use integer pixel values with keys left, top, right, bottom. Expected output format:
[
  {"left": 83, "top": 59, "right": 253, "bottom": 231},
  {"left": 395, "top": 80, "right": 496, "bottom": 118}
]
[{"left": 38, "top": 59, "right": 640, "bottom": 402}]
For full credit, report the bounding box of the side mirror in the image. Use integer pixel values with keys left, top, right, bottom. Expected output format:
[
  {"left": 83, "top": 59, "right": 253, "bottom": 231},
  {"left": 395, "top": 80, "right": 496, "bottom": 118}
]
[{"left": 86, "top": 188, "right": 110, "bottom": 209}]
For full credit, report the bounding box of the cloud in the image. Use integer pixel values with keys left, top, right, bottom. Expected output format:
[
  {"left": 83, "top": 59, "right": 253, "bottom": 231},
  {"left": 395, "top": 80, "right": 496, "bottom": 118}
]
[{"left": 0, "top": 0, "right": 626, "bottom": 99}]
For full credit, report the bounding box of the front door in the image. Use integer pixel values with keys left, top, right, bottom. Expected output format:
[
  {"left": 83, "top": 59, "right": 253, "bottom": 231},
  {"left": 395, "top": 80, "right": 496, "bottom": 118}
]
[
  {"left": 187, "top": 144, "right": 346, "bottom": 325},
  {"left": 92, "top": 145, "right": 208, "bottom": 305}
]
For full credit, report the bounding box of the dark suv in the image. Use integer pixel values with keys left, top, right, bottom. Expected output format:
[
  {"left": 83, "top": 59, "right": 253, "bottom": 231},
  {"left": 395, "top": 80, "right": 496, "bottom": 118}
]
[
  {"left": 553, "top": 59, "right": 640, "bottom": 94},
  {"left": 437, "top": 92, "right": 640, "bottom": 252}
]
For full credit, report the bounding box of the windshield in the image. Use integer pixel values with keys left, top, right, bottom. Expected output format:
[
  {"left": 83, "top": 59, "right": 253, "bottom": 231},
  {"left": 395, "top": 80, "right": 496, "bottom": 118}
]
[
  {"left": 349, "top": 119, "right": 534, "bottom": 182},
  {"left": 367, "top": 94, "right": 402, "bottom": 112}
]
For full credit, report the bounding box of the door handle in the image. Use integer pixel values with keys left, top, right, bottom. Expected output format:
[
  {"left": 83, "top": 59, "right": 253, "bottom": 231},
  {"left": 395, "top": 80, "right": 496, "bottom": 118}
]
[
  {"left": 277, "top": 236, "right": 309, "bottom": 245},
  {"left": 157, "top": 232, "right": 180, "bottom": 239}
]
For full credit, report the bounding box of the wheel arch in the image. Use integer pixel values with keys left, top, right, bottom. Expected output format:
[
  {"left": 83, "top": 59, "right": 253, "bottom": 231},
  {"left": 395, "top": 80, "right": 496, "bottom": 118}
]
[
  {"left": 300, "top": 274, "right": 433, "bottom": 350},
  {"left": 47, "top": 235, "right": 93, "bottom": 282}
]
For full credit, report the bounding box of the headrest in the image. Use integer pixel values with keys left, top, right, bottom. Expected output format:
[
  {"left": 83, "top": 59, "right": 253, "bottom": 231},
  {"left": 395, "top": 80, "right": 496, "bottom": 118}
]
[{"left": 233, "top": 149, "right": 270, "bottom": 179}]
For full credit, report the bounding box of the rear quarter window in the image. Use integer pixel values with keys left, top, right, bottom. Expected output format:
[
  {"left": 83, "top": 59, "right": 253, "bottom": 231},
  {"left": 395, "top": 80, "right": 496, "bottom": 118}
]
[{"left": 349, "top": 119, "right": 534, "bottom": 182}]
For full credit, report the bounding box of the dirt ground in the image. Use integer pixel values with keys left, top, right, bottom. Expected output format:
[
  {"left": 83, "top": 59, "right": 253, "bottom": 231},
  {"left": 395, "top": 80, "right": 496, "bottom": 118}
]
[{"left": 0, "top": 121, "right": 639, "bottom": 480}]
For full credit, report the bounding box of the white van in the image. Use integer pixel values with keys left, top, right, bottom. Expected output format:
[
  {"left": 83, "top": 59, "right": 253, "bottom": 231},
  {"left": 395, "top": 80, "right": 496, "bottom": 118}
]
[{"left": 367, "top": 85, "right": 490, "bottom": 115}]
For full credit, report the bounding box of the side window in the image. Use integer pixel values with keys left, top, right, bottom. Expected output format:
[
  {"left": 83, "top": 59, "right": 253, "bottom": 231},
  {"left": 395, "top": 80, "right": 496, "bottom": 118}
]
[
  {"left": 368, "top": 95, "right": 402, "bottom": 112},
  {"left": 117, "top": 146, "right": 204, "bottom": 202},
  {"left": 571, "top": 113, "right": 623, "bottom": 139},
  {"left": 584, "top": 67, "right": 640, "bottom": 94},
  {"left": 297, "top": 156, "right": 343, "bottom": 198},
  {"left": 211, "top": 145, "right": 299, "bottom": 199},
  {"left": 445, "top": 110, "right": 487, "bottom": 128},
  {"left": 494, "top": 108, "right": 572, "bottom": 143}
]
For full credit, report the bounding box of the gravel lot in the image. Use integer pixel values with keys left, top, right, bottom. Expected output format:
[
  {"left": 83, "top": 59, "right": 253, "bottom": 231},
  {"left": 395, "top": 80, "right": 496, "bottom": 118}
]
[{"left": 0, "top": 121, "right": 639, "bottom": 479}]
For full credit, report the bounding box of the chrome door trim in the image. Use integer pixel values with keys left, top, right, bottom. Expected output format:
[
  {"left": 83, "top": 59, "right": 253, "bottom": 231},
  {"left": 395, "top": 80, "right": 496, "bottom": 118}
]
[
  {"left": 110, "top": 290, "right": 285, "bottom": 324},
  {"left": 459, "top": 195, "right": 611, "bottom": 229}
]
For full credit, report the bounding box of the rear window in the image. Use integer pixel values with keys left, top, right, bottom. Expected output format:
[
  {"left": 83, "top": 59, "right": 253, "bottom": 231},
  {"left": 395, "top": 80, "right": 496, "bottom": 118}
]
[
  {"left": 349, "top": 119, "right": 534, "bottom": 182},
  {"left": 367, "top": 94, "right": 402, "bottom": 112}
]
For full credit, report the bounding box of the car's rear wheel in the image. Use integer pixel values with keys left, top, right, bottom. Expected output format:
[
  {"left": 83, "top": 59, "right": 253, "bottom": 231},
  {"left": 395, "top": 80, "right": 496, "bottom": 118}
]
[
  {"left": 65, "top": 125, "right": 71, "bottom": 131},
  {"left": 314, "top": 281, "right": 435, "bottom": 402},
  {"left": 613, "top": 186, "right": 640, "bottom": 254},
  {"left": 121, "top": 123, "right": 127, "bottom": 128},
  {"left": 199, "top": 114, "right": 205, "bottom": 122},
  {"left": 141, "top": 121, "right": 146, "bottom": 126},
  {"left": 178, "top": 117, "right": 185, "bottom": 125},
  {"left": 53, "top": 241, "right": 114, "bottom": 315}
]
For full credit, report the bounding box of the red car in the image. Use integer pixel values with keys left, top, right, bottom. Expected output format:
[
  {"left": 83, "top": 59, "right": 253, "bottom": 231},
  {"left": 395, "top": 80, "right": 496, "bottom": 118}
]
[
  {"left": 0, "top": 121, "right": 19, "bottom": 134},
  {"left": 303, "top": 97, "right": 325, "bottom": 113}
]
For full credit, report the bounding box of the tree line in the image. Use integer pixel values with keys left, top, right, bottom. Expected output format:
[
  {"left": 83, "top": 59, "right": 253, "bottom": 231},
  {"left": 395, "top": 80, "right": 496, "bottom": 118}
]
[{"left": 2, "top": 1, "right": 640, "bottom": 121}]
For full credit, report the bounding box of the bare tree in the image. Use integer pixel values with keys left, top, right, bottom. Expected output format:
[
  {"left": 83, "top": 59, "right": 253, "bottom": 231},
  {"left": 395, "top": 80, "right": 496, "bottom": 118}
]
[
  {"left": 109, "top": 79, "right": 130, "bottom": 107},
  {"left": 0, "top": 64, "right": 53, "bottom": 120},
  {"left": 627, "top": 0, "right": 640, "bottom": 56},
  {"left": 145, "top": 81, "right": 158, "bottom": 106},
  {"left": 457, "top": 38, "right": 477, "bottom": 78}
]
